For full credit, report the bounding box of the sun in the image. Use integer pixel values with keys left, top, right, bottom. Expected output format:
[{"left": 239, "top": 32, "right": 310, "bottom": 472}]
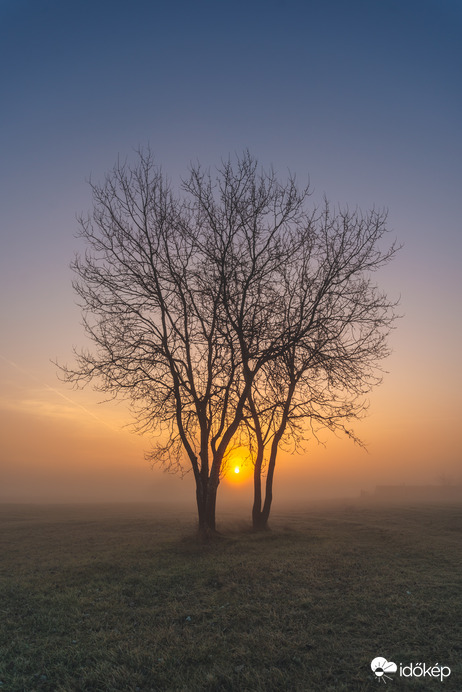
[{"left": 223, "top": 450, "right": 253, "bottom": 485}]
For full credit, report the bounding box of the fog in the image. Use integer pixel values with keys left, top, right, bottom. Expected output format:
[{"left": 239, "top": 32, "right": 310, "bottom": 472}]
[
  {"left": 1, "top": 353, "right": 460, "bottom": 510},
  {"left": 1, "top": 403, "right": 460, "bottom": 511}
]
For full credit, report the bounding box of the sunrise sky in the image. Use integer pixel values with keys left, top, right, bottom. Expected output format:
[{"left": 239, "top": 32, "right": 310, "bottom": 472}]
[{"left": 1, "top": 0, "right": 461, "bottom": 507}]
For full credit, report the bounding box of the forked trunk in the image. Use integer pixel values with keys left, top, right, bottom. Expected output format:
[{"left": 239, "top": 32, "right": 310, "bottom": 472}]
[{"left": 252, "top": 383, "right": 295, "bottom": 530}]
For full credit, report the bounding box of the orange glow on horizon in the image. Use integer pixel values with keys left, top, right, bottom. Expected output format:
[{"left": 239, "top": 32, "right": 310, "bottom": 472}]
[{"left": 1, "top": 355, "right": 461, "bottom": 503}]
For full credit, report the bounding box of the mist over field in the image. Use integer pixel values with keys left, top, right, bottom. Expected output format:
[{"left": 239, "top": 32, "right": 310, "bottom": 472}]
[
  {"left": 2, "top": 438, "right": 460, "bottom": 509},
  {"left": 1, "top": 378, "right": 460, "bottom": 508}
]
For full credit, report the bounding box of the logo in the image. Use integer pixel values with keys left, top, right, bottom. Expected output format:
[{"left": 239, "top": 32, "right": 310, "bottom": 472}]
[
  {"left": 371, "top": 657, "right": 397, "bottom": 683},
  {"left": 399, "top": 662, "right": 451, "bottom": 681},
  {"left": 371, "top": 656, "right": 452, "bottom": 683}
]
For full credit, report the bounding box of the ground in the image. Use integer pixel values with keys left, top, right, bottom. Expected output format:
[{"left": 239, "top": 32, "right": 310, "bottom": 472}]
[{"left": 0, "top": 501, "right": 461, "bottom": 691}]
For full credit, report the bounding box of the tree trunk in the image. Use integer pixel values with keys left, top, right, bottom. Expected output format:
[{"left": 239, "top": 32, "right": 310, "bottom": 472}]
[
  {"left": 195, "top": 476, "right": 207, "bottom": 531},
  {"left": 204, "top": 485, "right": 217, "bottom": 532},
  {"left": 252, "top": 445, "right": 264, "bottom": 528},
  {"left": 252, "top": 476, "right": 262, "bottom": 528},
  {"left": 252, "top": 472, "right": 273, "bottom": 530},
  {"left": 258, "top": 456, "right": 275, "bottom": 528},
  {"left": 252, "top": 510, "right": 270, "bottom": 530},
  {"left": 251, "top": 425, "right": 284, "bottom": 530},
  {"left": 252, "top": 382, "right": 295, "bottom": 530},
  {"left": 194, "top": 472, "right": 216, "bottom": 535},
  {"left": 196, "top": 492, "right": 218, "bottom": 538},
  {"left": 197, "top": 464, "right": 220, "bottom": 538}
]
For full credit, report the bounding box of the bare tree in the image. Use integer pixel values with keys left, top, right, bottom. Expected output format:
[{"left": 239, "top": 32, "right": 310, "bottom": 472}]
[
  {"left": 61, "top": 150, "right": 398, "bottom": 533},
  {"left": 60, "top": 149, "right": 314, "bottom": 534},
  {"left": 241, "top": 201, "right": 399, "bottom": 528}
]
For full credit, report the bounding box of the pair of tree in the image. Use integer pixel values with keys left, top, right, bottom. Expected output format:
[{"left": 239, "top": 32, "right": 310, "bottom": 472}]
[{"left": 62, "top": 149, "right": 398, "bottom": 534}]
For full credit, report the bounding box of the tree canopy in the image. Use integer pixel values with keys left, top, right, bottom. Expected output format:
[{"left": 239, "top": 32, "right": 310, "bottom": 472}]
[{"left": 61, "top": 149, "right": 399, "bottom": 532}]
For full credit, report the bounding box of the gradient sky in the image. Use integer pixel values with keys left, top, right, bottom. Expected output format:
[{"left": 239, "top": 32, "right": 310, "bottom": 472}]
[{"left": 1, "top": 0, "right": 461, "bottom": 506}]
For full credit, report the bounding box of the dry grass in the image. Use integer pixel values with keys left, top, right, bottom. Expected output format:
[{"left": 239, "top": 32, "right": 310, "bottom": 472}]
[{"left": 0, "top": 502, "right": 461, "bottom": 691}]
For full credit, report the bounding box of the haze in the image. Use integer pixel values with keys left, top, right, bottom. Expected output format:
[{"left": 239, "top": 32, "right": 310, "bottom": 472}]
[{"left": 1, "top": 0, "right": 461, "bottom": 509}]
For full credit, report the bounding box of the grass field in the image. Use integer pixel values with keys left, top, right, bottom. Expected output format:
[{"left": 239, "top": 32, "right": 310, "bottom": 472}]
[{"left": 0, "top": 502, "right": 461, "bottom": 691}]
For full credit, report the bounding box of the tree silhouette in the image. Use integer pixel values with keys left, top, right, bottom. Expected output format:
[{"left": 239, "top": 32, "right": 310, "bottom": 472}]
[
  {"left": 61, "top": 149, "right": 398, "bottom": 534},
  {"left": 241, "top": 202, "right": 399, "bottom": 528}
]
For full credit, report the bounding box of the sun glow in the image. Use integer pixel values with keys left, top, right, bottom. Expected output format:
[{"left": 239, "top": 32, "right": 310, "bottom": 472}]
[{"left": 224, "top": 449, "right": 253, "bottom": 485}]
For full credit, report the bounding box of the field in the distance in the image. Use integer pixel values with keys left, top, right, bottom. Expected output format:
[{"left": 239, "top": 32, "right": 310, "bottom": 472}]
[{"left": 0, "top": 502, "right": 461, "bottom": 691}]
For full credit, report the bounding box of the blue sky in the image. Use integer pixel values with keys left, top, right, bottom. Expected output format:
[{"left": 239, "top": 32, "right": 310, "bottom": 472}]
[{"left": 1, "top": 0, "right": 461, "bottom": 502}]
